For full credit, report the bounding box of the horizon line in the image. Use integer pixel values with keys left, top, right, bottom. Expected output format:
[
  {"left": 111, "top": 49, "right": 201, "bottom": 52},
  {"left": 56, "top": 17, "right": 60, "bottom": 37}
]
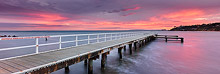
[{"left": 0, "top": 29, "right": 164, "bottom": 31}]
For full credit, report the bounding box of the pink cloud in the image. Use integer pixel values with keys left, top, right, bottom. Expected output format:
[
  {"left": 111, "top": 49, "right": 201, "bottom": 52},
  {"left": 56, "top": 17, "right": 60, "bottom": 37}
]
[{"left": 122, "top": 7, "right": 141, "bottom": 11}]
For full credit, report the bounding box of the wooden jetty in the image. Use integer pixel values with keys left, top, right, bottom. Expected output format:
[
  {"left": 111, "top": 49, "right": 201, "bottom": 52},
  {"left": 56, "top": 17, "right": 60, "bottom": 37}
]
[
  {"left": 155, "top": 34, "right": 184, "bottom": 43},
  {"left": 0, "top": 32, "right": 156, "bottom": 74}
]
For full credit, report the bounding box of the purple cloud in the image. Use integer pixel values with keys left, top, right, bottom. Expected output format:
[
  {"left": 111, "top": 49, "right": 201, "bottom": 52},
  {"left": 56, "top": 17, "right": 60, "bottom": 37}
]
[{"left": 0, "top": 23, "right": 68, "bottom": 27}]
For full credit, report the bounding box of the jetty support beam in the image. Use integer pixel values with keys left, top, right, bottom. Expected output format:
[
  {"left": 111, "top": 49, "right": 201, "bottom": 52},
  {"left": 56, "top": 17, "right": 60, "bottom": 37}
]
[
  {"left": 181, "top": 38, "right": 184, "bottom": 43},
  {"left": 84, "top": 59, "right": 88, "bottom": 66},
  {"left": 124, "top": 46, "right": 126, "bottom": 52},
  {"left": 101, "top": 53, "right": 107, "bottom": 70},
  {"left": 129, "top": 43, "right": 132, "bottom": 54},
  {"left": 138, "top": 41, "right": 141, "bottom": 48},
  {"left": 134, "top": 42, "right": 137, "bottom": 50},
  {"left": 145, "top": 38, "right": 148, "bottom": 44},
  {"left": 118, "top": 47, "right": 123, "bottom": 60},
  {"left": 65, "top": 66, "right": 69, "bottom": 73},
  {"left": 88, "top": 55, "right": 99, "bottom": 74},
  {"left": 165, "top": 38, "right": 168, "bottom": 42},
  {"left": 88, "top": 58, "right": 93, "bottom": 74}
]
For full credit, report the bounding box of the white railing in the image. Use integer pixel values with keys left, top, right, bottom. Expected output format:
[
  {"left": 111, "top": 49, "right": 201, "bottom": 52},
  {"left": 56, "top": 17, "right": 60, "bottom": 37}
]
[{"left": 0, "top": 31, "right": 149, "bottom": 57}]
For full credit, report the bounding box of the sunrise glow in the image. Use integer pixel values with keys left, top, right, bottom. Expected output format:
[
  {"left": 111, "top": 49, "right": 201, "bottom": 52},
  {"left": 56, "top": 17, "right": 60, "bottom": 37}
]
[{"left": 0, "top": 0, "right": 220, "bottom": 30}]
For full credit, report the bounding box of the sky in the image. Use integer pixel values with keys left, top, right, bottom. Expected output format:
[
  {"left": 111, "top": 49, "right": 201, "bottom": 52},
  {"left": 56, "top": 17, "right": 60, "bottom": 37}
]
[{"left": 0, "top": 0, "right": 220, "bottom": 30}]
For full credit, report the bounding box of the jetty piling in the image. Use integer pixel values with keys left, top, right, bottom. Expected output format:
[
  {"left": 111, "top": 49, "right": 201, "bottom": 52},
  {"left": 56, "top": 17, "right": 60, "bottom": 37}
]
[
  {"left": 88, "top": 58, "right": 93, "bottom": 74},
  {"left": 129, "top": 43, "right": 132, "bottom": 54},
  {"left": 101, "top": 52, "right": 107, "bottom": 70},
  {"left": 139, "top": 41, "right": 141, "bottom": 48},
  {"left": 88, "top": 55, "right": 99, "bottom": 74},
  {"left": 134, "top": 42, "right": 137, "bottom": 51},
  {"left": 139, "top": 41, "right": 142, "bottom": 48},
  {"left": 84, "top": 59, "right": 88, "bottom": 66},
  {"left": 124, "top": 46, "right": 126, "bottom": 52},
  {"left": 118, "top": 47, "right": 123, "bottom": 60},
  {"left": 65, "top": 66, "right": 69, "bottom": 72}
]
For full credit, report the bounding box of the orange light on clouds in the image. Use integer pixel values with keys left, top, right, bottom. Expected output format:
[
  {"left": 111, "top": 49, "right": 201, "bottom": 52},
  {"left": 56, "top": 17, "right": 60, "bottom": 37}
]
[
  {"left": 162, "top": 9, "right": 204, "bottom": 19},
  {"left": 23, "top": 13, "right": 68, "bottom": 21}
]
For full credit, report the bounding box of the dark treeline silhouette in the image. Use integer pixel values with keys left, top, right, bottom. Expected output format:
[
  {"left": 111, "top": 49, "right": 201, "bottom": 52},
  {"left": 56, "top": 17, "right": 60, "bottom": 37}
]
[
  {"left": 170, "top": 22, "right": 220, "bottom": 31},
  {"left": 0, "top": 35, "right": 18, "bottom": 37}
]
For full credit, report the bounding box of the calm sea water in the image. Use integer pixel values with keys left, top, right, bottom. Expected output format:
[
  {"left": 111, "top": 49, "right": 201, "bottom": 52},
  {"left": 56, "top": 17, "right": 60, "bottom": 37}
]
[{"left": 0, "top": 31, "right": 220, "bottom": 74}]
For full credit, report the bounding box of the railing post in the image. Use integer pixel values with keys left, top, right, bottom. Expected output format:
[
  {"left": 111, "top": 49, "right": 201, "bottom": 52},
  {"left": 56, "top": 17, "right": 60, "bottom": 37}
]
[
  {"left": 111, "top": 33, "right": 113, "bottom": 40},
  {"left": 104, "top": 34, "right": 107, "bottom": 42},
  {"left": 76, "top": 35, "right": 78, "bottom": 46},
  {"left": 97, "top": 34, "right": 99, "bottom": 42},
  {"left": 124, "top": 33, "right": 128, "bottom": 38},
  {"left": 122, "top": 33, "right": 124, "bottom": 38},
  {"left": 88, "top": 35, "right": 90, "bottom": 44},
  {"left": 35, "top": 38, "right": 39, "bottom": 54},
  {"left": 116, "top": 34, "right": 117, "bottom": 39},
  {"left": 59, "top": 36, "right": 62, "bottom": 49},
  {"left": 118, "top": 33, "right": 120, "bottom": 39},
  {"left": 117, "top": 34, "right": 120, "bottom": 39}
]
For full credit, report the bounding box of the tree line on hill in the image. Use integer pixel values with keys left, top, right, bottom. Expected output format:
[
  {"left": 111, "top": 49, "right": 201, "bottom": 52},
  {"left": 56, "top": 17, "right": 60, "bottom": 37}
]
[{"left": 170, "top": 22, "right": 220, "bottom": 31}]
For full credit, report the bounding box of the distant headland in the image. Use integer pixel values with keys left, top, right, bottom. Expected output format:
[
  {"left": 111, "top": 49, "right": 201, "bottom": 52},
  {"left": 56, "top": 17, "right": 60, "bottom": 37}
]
[{"left": 170, "top": 22, "right": 220, "bottom": 31}]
